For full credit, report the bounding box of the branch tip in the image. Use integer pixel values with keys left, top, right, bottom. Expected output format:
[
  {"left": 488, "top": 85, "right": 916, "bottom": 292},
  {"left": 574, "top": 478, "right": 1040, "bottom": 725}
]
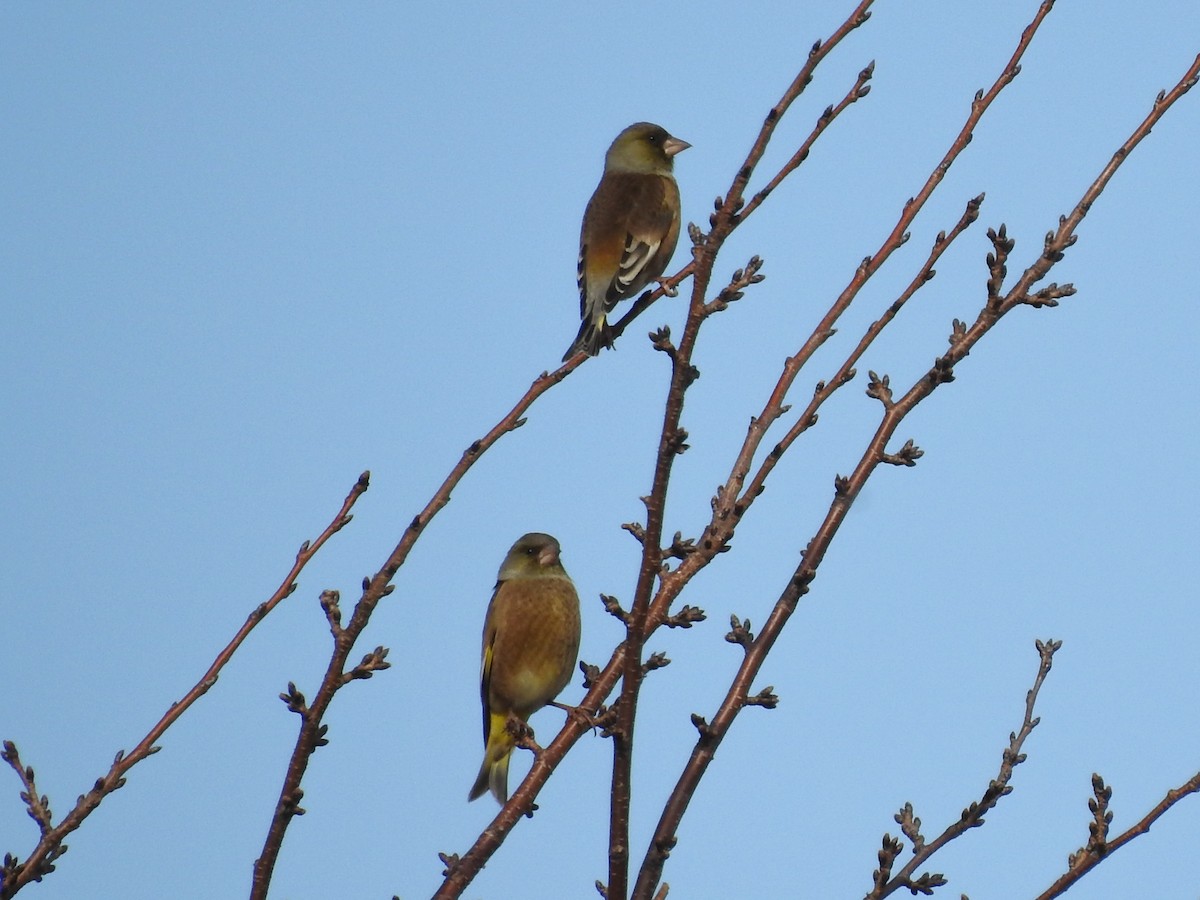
[
  {"left": 643, "top": 651, "right": 671, "bottom": 674},
  {"left": 880, "top": 438, "right": 924, "bottom": 467},
  {"left": 579, "top": 660, "right": 601, "bottom": 690},
  {"left": 725, "top": 614, "right": 754, "bottom": 648},
  {"left": 745, "top": 686, "right": 779, "bottom": 709},
  {"left": 649, "top": 327, "right": 674, "bottom": 353},
  {"left": 866, "top": 370, "right": 893, "bottom": 406},
  {"left": 601, "top": 594, "right": 629, "bottom": 623},
  {"left": 664, "top": 605, "right": 707, "bottom": 629}
]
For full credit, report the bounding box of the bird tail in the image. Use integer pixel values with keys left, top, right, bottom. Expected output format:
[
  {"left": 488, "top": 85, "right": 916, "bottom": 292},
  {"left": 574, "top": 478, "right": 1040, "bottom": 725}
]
[
  {"left": 561, "top": 313, "right": 610, "bottom": 362},
  {"left": 468, "top": 713, "right": 515, "bottom": 804}
]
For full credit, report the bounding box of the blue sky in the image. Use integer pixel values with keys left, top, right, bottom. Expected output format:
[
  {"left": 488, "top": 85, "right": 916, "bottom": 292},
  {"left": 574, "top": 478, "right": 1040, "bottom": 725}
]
[{"left": 3, "top": 2, "right": 1198, "bottom": 898}]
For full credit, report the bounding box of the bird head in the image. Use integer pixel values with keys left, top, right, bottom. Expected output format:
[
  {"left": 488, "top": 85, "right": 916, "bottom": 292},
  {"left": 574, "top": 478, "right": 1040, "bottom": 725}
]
[
  {"left": 497, "top": 532, "right": 566, "bottom": 581},
  {"left": 604, "top": 122, "right": 690, "bottom": 176}
]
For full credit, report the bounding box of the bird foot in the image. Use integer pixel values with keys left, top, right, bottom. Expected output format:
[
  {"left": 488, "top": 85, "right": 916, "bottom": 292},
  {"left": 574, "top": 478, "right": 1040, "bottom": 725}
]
[
  {"left": 505, "top": 715, "right": 544, "bottom": 754},
  {"left": 655, "top": 277, "right": 679, "bottom": 298}
]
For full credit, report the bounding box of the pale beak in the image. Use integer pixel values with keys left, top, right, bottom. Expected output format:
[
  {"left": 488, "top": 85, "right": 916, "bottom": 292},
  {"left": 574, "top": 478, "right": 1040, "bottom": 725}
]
[
  {"left": 663, "top": 136, "right": 691, "bottom": 157},
  {"left": 538, "top": 545, "right": 561, "bottom": 567}
]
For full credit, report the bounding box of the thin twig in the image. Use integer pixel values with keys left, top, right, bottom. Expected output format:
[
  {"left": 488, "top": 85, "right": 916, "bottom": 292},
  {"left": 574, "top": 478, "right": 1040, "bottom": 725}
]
[
  {"left": 717, "top": 0, "right": 1057, "bottom": 540},
  {"left": 0, "top": 473, "right": 369, "bottom": 900},
  {"left": 249, "top": 364, "right": 580, "bottom": 898},
  {"left": 674, "top": 191, "right": 983, "bottom": 595},
  {"left": 629, "top": 0, "right": 1051, "bottom": 871},
  {"left": 605, "top": 0, "right": 876, "bottom": 353},
  {"left": 431, "top": 19, "right": 1200, "bottom": 900},
  {"left": 1034, "top": 769, "right": 1200, "bottom": 900},
  {"left": 629, "top": 14, "right": 1200, "bottom": 899},
  {"left": 868, "top": 639, "right": 1061, "bottom": 898},
  {"left": 438, "top": 9, "right": 884, "bottom": 896},
  {"left": 610, "top": 4, "right": 878, "bottom": 897}
]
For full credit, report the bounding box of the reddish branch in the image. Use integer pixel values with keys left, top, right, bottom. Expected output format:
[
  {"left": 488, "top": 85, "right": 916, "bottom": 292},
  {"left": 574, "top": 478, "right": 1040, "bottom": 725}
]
[
  {"left": 259, "top": 36, "right": 1200, "bottom": 900},
  {"left": 867, "top": 639, "right": 1061, "bottom": 898},
  {"left": 627, "top": 39, "right": 1200, "bottom": 900},
  {"left": 435, "top": 7, "right": 1200, "bottom": 900},
  {"left": 249, "top": 364, "right": 580, "bottom": 898},
  {"left": 8, "top": 6, "right": 1193, "bottom": 900},
  {"left": 253, "top": 44, "right": 878, "bottom": 890},
  {"left": 439, "top": 6, "right": 883, "bottom": 897},
  {"left": 606, "top": 2, "right": 875, "bottom": 352},
  {"left": 1034, "top": 769, "right": 1200, "bottom": 900},
  {"left": 1, "top": 473, "right": 368, "bottom": 900},
  {"left": 607, "top": 4, "right": 878, "bottom": 897},
  {"left": 626, "top": 190, "right": 985, "bottom": 897},
  {"left": 716, "top": 1, "right": 1056, "bottom": 537},
  {"left": 627, "top": 4, "right": 1054, "bottom": 895}
]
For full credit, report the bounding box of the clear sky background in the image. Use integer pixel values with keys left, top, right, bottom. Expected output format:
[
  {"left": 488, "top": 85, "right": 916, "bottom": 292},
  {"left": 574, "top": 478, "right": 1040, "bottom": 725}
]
[{"left": 3, "top": 3, "right": 1198, "bottom": 899}]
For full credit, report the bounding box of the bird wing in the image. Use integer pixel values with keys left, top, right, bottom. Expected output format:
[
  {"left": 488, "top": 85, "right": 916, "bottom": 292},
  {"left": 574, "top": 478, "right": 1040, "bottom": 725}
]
[
  {"left": 479, "top": 585, "right": 501, "bottom": 744},
  {"left": 604, "top": 233, "right": 662, "bottom": 313},
  {"left": 578, "top": 173, "right": 676, "bottom": 317}
]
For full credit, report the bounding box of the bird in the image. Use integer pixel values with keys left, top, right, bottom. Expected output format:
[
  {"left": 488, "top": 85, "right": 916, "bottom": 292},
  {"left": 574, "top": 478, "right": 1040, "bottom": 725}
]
[
  {"left": 469, "top": 532, "right": 582, "bottom": 804},
  {"left": 562, "top": 122, "right": 690, "bottom": 360}
]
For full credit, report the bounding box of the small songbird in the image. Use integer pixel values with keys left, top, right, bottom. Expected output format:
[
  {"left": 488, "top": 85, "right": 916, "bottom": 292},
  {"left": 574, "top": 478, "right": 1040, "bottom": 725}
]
[
  {"left": 469, "top": 532, "right": 582, "bottom": 804},
  {"left": 562, "top": 122, "right": 690, "bottom": 360}
]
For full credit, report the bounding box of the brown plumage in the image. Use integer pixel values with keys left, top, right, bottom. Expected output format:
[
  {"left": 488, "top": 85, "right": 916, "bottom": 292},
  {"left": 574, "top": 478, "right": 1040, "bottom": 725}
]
[
  {"left": 469, "top": 533, "right": 582, "bottom": 804},
  {"left": 563, "top": 122, "right": 690, "bottom": 360}
]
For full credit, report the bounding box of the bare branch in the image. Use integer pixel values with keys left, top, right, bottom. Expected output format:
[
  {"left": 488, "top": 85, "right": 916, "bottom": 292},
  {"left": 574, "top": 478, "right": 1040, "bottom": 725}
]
[
  {"left": 606, "top": 0, "right": 877, "bottom": 352},
  {"left": 708, "top": 189, "right": 985, "bottom": 557},
  {"left": 701, "top": 256, "right": 765, "bottom": 318},
  {"left": 433, "top": 21, "right": 1200, "bottom": 900},
  {"left": 628, "top": 4, "right": 1058, "bottom": 890},
  {"left": 1034, "top": 769, "right": 1200, "bottom": 900},
  {"left": 996, "top": 53, "right": 1200, "bottom": 318},
  {"left": 1, "top": 473, "right": 368, "bottom": 900},
  {"left": 868, "top": 638, "right": 1061, "bottom": 898},
  {"left": 662, "top": 606, "right": 706, "bottom": 630},
  {"left": 736, "top": 59, "right": 876, "bottom": 223},
  {"left": 250, "top": 354, "right": 600, "bottom": 897}
]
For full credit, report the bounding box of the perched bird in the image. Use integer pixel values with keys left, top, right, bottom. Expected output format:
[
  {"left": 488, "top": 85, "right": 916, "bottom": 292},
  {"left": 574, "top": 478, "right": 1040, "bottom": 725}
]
[
  {"left": 469, "top": 532, "right": 582, "bottom": 804},
  {"left": 562, "top": 122, "right": 690, "bottom": 360}
]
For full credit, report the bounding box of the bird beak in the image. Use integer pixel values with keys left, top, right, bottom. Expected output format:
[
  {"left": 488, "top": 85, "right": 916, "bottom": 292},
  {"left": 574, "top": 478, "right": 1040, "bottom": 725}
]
[
  {"left": 663, "top": 136, "right": 691, "bottom": 158},
  {"left": 537, "top": 545, "right": 560, "bottom": 567}
]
